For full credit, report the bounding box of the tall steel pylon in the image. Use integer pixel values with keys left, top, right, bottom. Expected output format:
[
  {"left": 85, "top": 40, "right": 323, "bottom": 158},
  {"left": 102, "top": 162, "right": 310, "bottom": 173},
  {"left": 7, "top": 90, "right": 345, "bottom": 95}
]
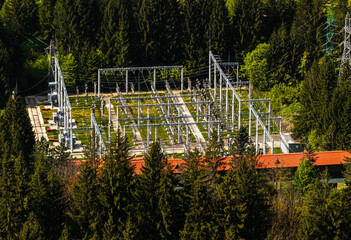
[{"left": 339, "top": 12, "right": 351, "bottom": 78}]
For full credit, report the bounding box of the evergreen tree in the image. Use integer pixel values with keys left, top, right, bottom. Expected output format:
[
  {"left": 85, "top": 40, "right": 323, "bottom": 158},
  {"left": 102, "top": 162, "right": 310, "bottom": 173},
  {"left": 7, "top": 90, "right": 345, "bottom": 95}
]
[
  {"left": 227, "top": 127, "right": 273, "bottom": 240},
  {"left": 2, "top": 0, "right": 39, "bottom": 39},
  {"left": 182, "top": 0, "right": 211, "bottom": 70},
  {"left": 209, "top": 0, "right": 229, "bottom": 58},
  {"left": 38, "top": 0, "right": 56, "bottom": 41},
  {"left": 0, "top": 154, "right": 30, "bottom": 239},
  {"left": 231, "top": 0, "right": 265, "bottom": 55},
  {"left": 297, "top": 170, "right": 342, "bottom": 239},
  {"left": 0, "top": 38, "right": 10, "bottom": 108},
  {"left": 0, "top": 94, "right": 35, "bottom": 160},
  {"left": 137, "top": 0, "right": 182, "bottom": 66},
  {"left": 289, "top": 0, "right": 325, "bottom": 78},
  {"left": 294, "top": 158, "right": 319, "bottom": 196},
  {"left": 100, "top": 0, "right": 132, "bottom": 68},
  {"left": 135, "top": 141, "right": 180, "bottom": 239},
  {"left": 28, "top": 154, "right": 66, "bottom": 239},
  {"left": 98, "top": 132, "right": 136, "bottom": 239},
  {"left": 293, "top": 58, "right": 337, "bottom": 150},
  {"left": 69, "top": 161, "right": 101, "bottom": 239}
]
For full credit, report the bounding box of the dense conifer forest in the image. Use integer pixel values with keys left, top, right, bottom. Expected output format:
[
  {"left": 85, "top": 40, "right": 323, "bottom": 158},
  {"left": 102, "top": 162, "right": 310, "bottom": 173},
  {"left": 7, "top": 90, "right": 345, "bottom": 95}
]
[{"left": 2, "top": 0, "right": 351, "bottom": 239}]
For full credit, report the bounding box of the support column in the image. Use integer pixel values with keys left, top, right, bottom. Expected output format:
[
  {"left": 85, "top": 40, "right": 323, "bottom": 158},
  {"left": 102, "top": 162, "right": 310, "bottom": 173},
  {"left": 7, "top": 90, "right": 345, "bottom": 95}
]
[
  {"left": 116, "top": 106, "right": 119, "bottom": 132},
  {"left": 108, "top": 99, "right": 111, "bottom": 143},
  {"left": 268, "top": 101, "right": 271, "bottom": 133},
  {"left": 219, "top": 74, "right": 222, "bottom": 110},
  {"left": 138, "top": 100, "right": 140, "bottom": 125},
  {"left": 263, "top": 129, "right": 266, "bottom": 155},
  {"left": 94, "top": 82, "right": 97, "bottom": 98},
  {"left": 70, "top": 108, "right": 73, "bottom": 152},
  {"left": 214, "top": 66, "right": 217, "bottom": 99},
  {"left": 232, "top": 93, "right": 235, "bottom": 130},
  {"left": 186, "top": 125, "right": 189, "bottom": 146},
  {"left": 249, "top": 103, "right": 252, "bottom": 137},
  {"left": 256, "top": 117, "right": 259, "bottom": 153},
  {"left": 196, "top": 95, "right": 199, "bottom": 122},
  {"left": 238, "top": 101, "right": 241, "bottom": 129},
  {"left": 181, "top": 68, "right": 184, "bottom": 92},
  {"left": 126, "top": 70, "right": 129, "bottom": 95},
  {"left": 147, "top": 107, "right": 150, "bottom": 147},
  {"left": 178, "top": 109, "right": 181, "bottom": 143},
  {"left": 226, "top": 80, "right": 228, "bottom": 121},
  {"left": 98, "top": 70, "right": 100, "bottom": 97},
  {"left": 155, "top": 126, "right": 158, "bottom": 142},
  {"left": 153, "top": 69, "right": 156, "bottom": 90},
  {"left": 208, "top": 55, "right": 211, "bottom": 90}
]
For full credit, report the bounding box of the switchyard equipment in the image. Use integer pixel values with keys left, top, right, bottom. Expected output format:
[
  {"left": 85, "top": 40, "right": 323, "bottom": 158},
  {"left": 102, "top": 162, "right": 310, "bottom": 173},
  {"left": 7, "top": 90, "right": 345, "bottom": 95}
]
[
  {"left": 208, "top": 51, "right": 281, "bottom": 154},
  {"left": 45, "top": 50, "right": 284, "bottom": 156}
]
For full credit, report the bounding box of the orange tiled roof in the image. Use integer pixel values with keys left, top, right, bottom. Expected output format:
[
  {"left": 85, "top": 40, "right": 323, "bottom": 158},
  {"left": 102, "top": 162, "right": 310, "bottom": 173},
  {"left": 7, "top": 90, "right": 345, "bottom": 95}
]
[{"left": 70, "top": 151, "right": 351, "bottom": 174}]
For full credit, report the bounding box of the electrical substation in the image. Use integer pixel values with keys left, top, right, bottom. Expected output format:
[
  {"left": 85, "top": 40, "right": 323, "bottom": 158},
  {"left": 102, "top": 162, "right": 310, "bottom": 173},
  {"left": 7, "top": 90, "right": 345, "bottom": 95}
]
[{"left": 30, "top": 48, "right": 293, "bottom": 159}]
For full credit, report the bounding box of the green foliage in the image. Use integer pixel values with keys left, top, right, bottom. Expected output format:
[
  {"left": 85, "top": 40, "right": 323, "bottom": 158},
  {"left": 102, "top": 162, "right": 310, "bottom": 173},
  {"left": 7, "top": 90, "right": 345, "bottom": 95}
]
[
  {"left": 0, "top": 94, "right": 35, "bottom": 160},
  {"left": 135, "top": 141, "right": 180, "bottom": 239},
  {"left": 294, "top": 158, "right": 319, "bottom": 195},
  {"left": 298, "top": 170, "right": 342, "bottom": 239},
  {"left": 58, "top": 53, "right": 77, "bottom": 88},
  {"left": 98, "top": 131, "right": 135, "bottom": 239},
  {"left": 242, "top": 43, "right": 270, "bottom": 90},
  {"left": 69, "top": 161, "right": 101, "bottom": 239}
]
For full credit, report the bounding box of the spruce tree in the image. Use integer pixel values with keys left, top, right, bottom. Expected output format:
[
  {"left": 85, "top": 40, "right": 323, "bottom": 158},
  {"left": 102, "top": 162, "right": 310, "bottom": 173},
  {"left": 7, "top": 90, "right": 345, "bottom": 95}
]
[
  {"left": 0, "top": 153, "right": 30, "bottom": 239},
  {"left": 135, "top": 141, "right": 179, "bottom": 239},
  {"left": 297, "top": 170, "right": 342, "bottom": 239},
  {"left": 69, "top": 161, "right": 101, "bottom": 239},
  {"left": 28, "top": 154, "right": 66, "bottom": 239},
  {"left": 38, "top": 0, "right": 56, "bottom": 41},
  {"left": 100, "top": 0, "right": 132, "bottom": 68},
  {"left": 180, "top": 148, "right": 223, "bottom": 239},
  {"left": 227, "top": 127, "right": 273, "bottom": 240},
  {"left": 0, "top": 94, "right": 35, "bottom": 161},
  {"left": 98, "top": 132, "right": 135, "bottom": 239}
]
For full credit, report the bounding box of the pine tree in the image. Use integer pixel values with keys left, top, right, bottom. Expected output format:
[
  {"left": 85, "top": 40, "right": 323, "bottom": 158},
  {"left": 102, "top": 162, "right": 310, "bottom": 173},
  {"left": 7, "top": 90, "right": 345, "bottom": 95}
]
[
  {"left": 227, "top": 127, "right": 273, "bottom": 240},
  {"left": 294, "top": 158, "right": 319, "bottom": 196},
  {"left": 100, "top": 0, "right": 132, "bottom": 68},
  {"left": 137, "top": 0, "right": 182, "bottom": 66},
  {"left": 293, "top": 58, "right": 337, "bottom": 150},
  {"left": 180, "top": 148, "right": 223, "bottom": 239},
  {"left": 99, "top": 131, "right": 135, "bottom": 239},
  {"left": 0, "top": 153, "right": 30, "bottom": 239},
  {"left": 28, "top": 154, "right": 66, "bottom": 239},
  {"left": 38, "top": 0, "right": 56, "bottom": 41},
  {"left": 297, "top": 170, "right": 342, "bottom": 239},
  {"left": 69, "top": 161, "right": 101, "bottom": 239},
  {"left": 182, "top": 0, "right": 211, "bottom": 70},
  {"left": 2, "top": 0, "right": 39, "bottom": 39},
  {"left": 0, "top": 94, "right": 35, "bottom": 160},
  {"left": 135, "top": 141, "right": 179, "bottom": 239},
  {"left": 209, "top": 0, "right": 229, "bottom": 58}
]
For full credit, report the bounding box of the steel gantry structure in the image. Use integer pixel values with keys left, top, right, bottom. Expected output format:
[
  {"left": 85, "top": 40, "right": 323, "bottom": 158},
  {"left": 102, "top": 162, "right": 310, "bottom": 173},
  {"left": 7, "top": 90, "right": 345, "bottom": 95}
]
[
  {"left": 98, "top": 65, "right": 184, "bottom": 97},
  {"left": 208, "top": 51, "right": 281, "bottom": 154}
]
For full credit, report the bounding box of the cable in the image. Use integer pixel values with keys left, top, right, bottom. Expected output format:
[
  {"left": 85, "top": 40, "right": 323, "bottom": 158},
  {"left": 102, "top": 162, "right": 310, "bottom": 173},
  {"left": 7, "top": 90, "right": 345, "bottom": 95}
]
[{"left": 19, "top": 74, "right": 49, "bottom": 93}]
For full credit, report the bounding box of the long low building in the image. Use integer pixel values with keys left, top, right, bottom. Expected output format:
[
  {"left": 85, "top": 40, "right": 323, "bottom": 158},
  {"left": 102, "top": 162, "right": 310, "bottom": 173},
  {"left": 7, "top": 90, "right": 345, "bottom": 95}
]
[{"left": 131, "top": 150, "right": 351, "bottom": 177}]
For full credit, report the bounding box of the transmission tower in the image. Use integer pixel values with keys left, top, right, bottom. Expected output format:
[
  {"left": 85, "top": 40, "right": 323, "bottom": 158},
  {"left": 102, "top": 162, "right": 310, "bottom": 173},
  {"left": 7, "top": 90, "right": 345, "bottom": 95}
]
[
  {"left": 326, "top": 4, "right": 334, "bottom": 55},
  {"left": 340, "top": 12, "right": 351, "bottom": 77}
]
